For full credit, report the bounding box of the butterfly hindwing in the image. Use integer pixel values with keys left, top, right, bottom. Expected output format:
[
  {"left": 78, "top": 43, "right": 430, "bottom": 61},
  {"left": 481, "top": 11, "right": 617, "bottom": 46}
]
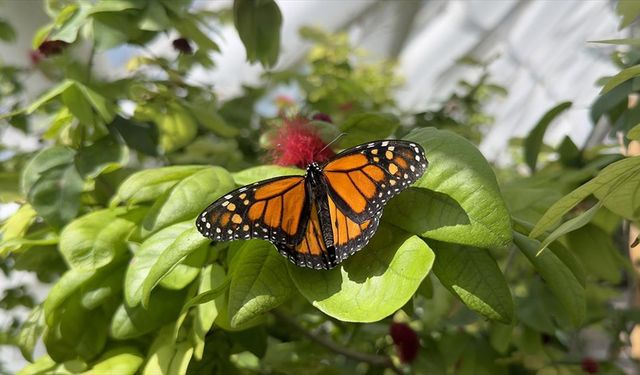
[
  {"left": 322, "top": 140, "right": 427, "bottom": 222},
  {"left": 196, "top": 175, "right": 308, "bottom": 245}
]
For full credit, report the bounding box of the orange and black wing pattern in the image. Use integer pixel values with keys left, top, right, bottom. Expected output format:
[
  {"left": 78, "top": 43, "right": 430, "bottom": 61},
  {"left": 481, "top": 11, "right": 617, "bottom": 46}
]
[
  {"left": 322, "top": 140, "right": 427, "bottom": 222},
  {"left": 196, "top": 176, "right": 308, "bottom": 245}
]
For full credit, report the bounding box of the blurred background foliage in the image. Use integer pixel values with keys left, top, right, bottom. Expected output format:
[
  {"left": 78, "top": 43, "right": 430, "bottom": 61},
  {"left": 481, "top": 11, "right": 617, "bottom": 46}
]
[{"left": 0, "top": 1, "right": 640, "bottom": 374}]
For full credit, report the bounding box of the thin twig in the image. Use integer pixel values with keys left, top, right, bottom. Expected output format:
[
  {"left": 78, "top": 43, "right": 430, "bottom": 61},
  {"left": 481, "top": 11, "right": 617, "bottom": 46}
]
[{"left": 271, "top": 310, "right": 401, "bottom": 374}]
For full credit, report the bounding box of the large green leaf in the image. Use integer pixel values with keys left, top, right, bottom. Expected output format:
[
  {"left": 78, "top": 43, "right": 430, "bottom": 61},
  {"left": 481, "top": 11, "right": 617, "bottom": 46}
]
[
  {"left": 188, "top": 102, "right": 238, "bottom": 138},
  {"left": 523, "top": 101, "right": 572, "bottom": 172},
  {"left": 192, "top": 264, "right": 225, "bottom": 360},
  {"left": 140, "top": 166, "right": 234, "bottom": 236},
  {"left": 74, "top": 135, "right": 128, "bottom": 179},
  {"left": 566, "top": 224, "right": 623, "bottom": 283},
  {"left": 28, "top": 163, "right": 83, "bottom": 228},
  {"left": 17, "top": 305, "right": 45, "bottom": 362},
  {"left": 113, "top": 165, "right": 208, "bottom": 205},
  {"left": 140, "top": 225, "right": 210, "bottom": 308},
  {"left": 157, "top": 102, "right": 198, "bottom": 153},
  {"left": 602, "top": 64, "right": 640, "bottom": 93},
  {"left": 142, "top": 326, "right": 194, "bottom": 375},
  {"left": 386, "top": 128, "right": 512, "bottom": 248},
  {"left": 534, "top": 202, "right": 601, "bottom": 256},
  {"left": 110, "top": 288, "right": 186, "bottom": 340},
  {"left": 59, "top": 207, "right": 137, "bottom": 270},
  {"left": 513, "top": 232, "right": 585, "bottom": 327},
  {"left": 289, "top": 225, "right": 434, "bottom": 322},
  {"left": 233, "top": 0, "right": 282, "bottom": 68},
  {"left": 125, "top": 222, "right": 208, "bottom": 307},
  {"left": 85, "top": 346, "right": 144, "bottom": 375},
  {"left": 21, "top": 146, "right": 75, "bottom": 195},
  {"left": 338, "top": 112, "right": 398, "bottom": 147},
  {"left": 531, "top": 156, "right": 640, "bottom": 237},
  {"left": 227, "top": 240, "right": 294, "bottom": 327},
  {"left": 430, "top": 241, "right": 513, "bottom": 323},
  {"left": 159, "top": 245, "right": 208, "bottom": 290}
]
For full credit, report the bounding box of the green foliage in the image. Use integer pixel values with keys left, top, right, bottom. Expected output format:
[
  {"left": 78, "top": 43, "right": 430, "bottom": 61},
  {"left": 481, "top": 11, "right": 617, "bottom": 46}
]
[{"left": 0, "top": 0, "right": 636, "bottom": 373}]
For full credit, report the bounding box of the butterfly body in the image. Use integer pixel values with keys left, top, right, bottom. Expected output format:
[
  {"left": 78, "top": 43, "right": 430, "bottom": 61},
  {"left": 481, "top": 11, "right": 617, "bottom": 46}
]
[{"left": 196, "top": 140, "right": 427, "bottom": 270}]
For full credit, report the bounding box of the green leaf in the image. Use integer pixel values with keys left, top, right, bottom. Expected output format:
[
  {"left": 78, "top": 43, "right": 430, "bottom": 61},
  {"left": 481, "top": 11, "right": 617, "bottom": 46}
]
[
  {"left": 566, "top": 224, "right": 623, "bottom": 283},
  {"left": 602, "top": 64, "right": 640, "bottom": 94},
  {"left": 85, "top": 346, "right": 144, "bottom": 375},
  {"left": 28, "top": 163, "right": 83, "bottom": 228},
  {"left": 74, "top": 135, "right": 128, "bottom": 179},
  {"left": 187, "top": 102, "right": 239, "bottom": 137},
  {"left": 21, "top": 146, "right": 75, "bottom": 195},
  {"left": 338, "top": 112, "right": 398, "bottom": 147},
  {"left": 49, "top": 4, "right": 89, "bottom": 43},
  {"left": 513, "top": 232, "right": 585, "bottom": 327},
  {"left": 227, "top": 240, "right": 294, "bottom": 327},
  {"left": 157, "top": 102, "right": 198, "bottom": 153},
  {"left": 233, "top": 0, "right": 282, "bottom": 68},
  {"left": 17, "top": 305, "right": 45, "bottom": 362},
  {"left": 589, "top": 38, "right": 640, "bottom": 46},
  {"left": 159, "top": 245, "right": 207, "bottom": 290},
  {"left": 430, "top": 242, "right": 514, "bottom": 323},
  {"left": 0, "top": 19, "right": 16, "bottom": 42},
  {"left": 535, "top": 202, "right": 602, "bottom": 256},
  {"left": 110, "top": 288, "right": 186, "bottom": 340},
  {"left": 25, "top": 80, "right": 75, "bottom": 115},
  {"left": 532, "top": 156, "right": 640, "bottom": 237},
  {"left": 617, "top": 0, "right": 640, "bottom": 29},
  {"left": 523, "top": 101, "right": 572, "bottom": 172},
  {"left": 17, "top": 355, "right": 85, "bottom": 375},
  {"left": 74, "top": 81, "right": 116, "bottom": 122},
  {"left": 232, "top": 165, "right": 303, "bottom": 186},
  {"left": 386, "top": 128, "right": 512, "bottom": 248},
  {"left": 142, "top": 326, "right": 194, "bottom": 375},
  {"left": 140, "top": 166, "right": 235, "bottom": 235},
  {"left": 192, "top": 265, "right": 226, "bottom": 360},
  {"left": 140, "top": 224, "right": 210, "bottom": 308},
  {"left": 628, "top": 123, "right": 640, "bottom": 140},
  {"left": 59, "top": 207, "right": 136, "bottom": 270},
  {"left": 0, "top": 204, "right": 36, "bottom": 243},
  {"left": 113, "top": 165, "right": 208, "bottom": 205},
  {"left": 109, "top": 115, "right": 159, "bottom": 156},
  {"left": 0, "top": 171, "right": 20, "bottom": 202},
  {"left": 125, "top": 222, "right": 197, "bottom": 306},
  {"left": 61, "top": 83, "right": 96, "bottom": 126},
  {"left": 289, "top": 225, "right": 434, "bottom": 322},
  {"left": 182, "top": 271, "right": 229, "bottom": 313}
]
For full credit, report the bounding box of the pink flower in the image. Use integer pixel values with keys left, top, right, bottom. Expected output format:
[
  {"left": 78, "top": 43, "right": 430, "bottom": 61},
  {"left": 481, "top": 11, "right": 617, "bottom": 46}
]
[
  {"left": 37, "top": 40, "right": 69, "bottom": 56},
  {"left": 269, "top": 117, "right": 335, "bottom": 168}
]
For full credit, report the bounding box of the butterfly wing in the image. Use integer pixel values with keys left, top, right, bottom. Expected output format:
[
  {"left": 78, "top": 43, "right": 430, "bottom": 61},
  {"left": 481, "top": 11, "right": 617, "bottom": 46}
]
[
  {"left": 273, "top": 199, "right": 382, "bottom": 270},
  {"left": 322, "top": 140, "right": 427, "bottom": 222},
  {"left": 196, "top": 175, "right": 309, "bottom": 245}
]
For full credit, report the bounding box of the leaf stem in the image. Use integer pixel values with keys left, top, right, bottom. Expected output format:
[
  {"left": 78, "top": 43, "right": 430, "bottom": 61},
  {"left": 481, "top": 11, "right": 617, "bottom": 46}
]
[{"left": 271, "top": 310, "right": 401, "bottom": 374}]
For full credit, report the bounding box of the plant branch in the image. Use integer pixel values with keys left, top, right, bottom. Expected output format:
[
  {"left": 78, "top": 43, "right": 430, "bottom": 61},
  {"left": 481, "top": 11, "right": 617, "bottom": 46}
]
[{"left": 271, "top": 310, "right": 401, "bottom": 374}]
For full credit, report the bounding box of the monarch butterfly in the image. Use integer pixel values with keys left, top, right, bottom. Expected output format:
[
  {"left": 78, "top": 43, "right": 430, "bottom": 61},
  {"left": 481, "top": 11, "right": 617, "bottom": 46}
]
[{"left": 196, "top": 140, "right": 427, "bottom": 270}]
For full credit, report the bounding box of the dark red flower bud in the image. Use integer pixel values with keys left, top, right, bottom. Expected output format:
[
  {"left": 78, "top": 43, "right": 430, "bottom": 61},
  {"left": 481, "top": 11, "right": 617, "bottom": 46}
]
[
  {"left": 581, "top": 357, "right": 598, "bottom": 374},
  {"left": 37, "top": 40, "right": 69, "bottom": 57},
  {"left": 172, "top": 38, "right": 193, "bottom": 54},
  {"left": 390, "top": 322, "right": 419, "bottom": 363},
  {"left": 269, "top": 117, "right": 335, "bottom": 168},
  {"left": 311, "top": 112, "right": 332, "bottom": 123}
]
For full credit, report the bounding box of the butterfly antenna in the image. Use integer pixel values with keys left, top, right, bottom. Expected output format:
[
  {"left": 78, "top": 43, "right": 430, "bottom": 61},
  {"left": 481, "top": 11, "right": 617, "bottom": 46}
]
[{"left": 317, "top": 133, "right": 346, "bottom": 156}]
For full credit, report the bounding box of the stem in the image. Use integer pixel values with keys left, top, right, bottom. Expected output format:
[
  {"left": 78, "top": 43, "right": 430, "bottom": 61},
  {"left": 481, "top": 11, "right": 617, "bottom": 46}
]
[{"left": 271, "top": 310, "right": 401, "bottom": 374}]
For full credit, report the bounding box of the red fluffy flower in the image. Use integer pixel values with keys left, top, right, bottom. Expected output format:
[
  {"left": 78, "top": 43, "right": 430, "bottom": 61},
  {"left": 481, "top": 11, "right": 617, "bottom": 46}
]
[
  {"left": 270, "top": 117, "right": 335, "bottom": 168},
  {"left": 390, "top": 322, "right": 420, "bottom": 363},
  {"left": 581, "top": 357, "right": 598, "bottom": 374}
]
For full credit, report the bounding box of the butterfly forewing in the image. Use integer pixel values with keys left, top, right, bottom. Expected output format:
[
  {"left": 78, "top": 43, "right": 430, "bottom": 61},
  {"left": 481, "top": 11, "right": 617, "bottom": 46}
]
[
  {"left": 322, "top": 140, "right": 427, "bottom": 222},
  {"left": 196, "top": 175, "right": 308, "bottom": 245}
]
